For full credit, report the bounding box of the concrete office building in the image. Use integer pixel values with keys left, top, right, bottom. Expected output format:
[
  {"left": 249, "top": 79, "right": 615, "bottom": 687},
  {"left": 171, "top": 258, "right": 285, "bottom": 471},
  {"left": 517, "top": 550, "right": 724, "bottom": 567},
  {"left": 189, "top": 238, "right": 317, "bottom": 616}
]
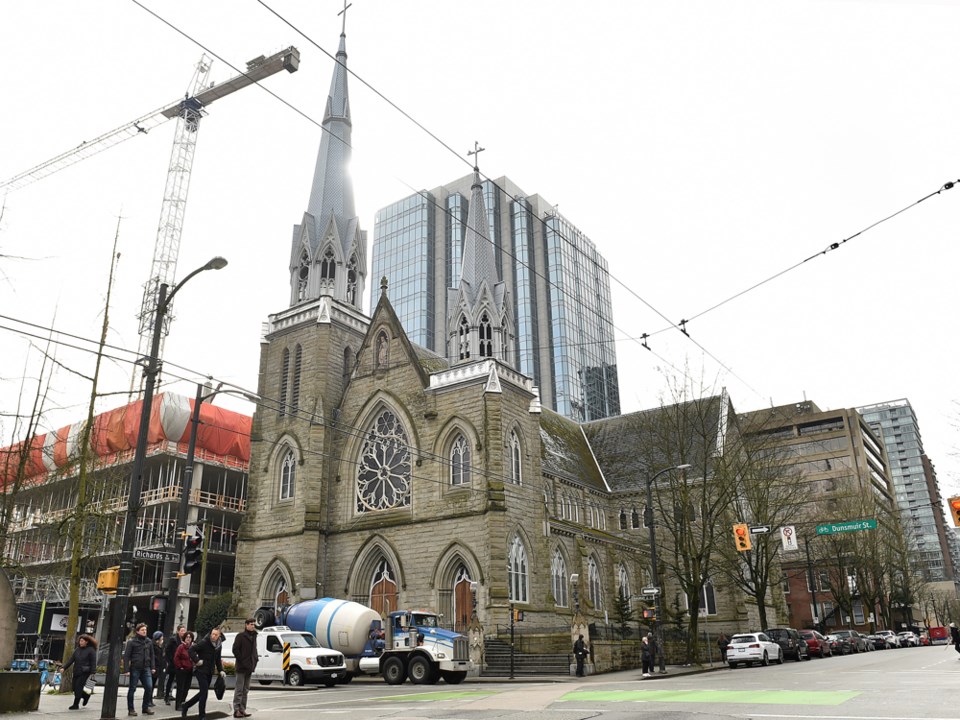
[
  {"left": 370, "top": 175, "right": 620, "bottom": 422},
  {"left": 857, "top": 399, "right": 956, "bottom": 582}
]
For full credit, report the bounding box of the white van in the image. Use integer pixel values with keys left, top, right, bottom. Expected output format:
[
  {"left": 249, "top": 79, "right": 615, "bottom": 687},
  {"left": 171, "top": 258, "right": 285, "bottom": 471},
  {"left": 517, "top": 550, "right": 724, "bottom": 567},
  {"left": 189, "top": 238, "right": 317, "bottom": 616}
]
[{"left": 222, "top": 626, "right": 346, "bottom": 687}]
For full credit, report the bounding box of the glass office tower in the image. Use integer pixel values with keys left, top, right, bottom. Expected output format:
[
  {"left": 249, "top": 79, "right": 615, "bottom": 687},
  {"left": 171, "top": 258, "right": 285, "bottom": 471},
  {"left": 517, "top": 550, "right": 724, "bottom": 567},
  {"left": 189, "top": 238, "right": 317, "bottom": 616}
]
[
  {"left": 858, "top": 399, "right": 955, "bottom": 581},
  {"left": 371, "top": 173, "right": 620, "bottom": 422}
]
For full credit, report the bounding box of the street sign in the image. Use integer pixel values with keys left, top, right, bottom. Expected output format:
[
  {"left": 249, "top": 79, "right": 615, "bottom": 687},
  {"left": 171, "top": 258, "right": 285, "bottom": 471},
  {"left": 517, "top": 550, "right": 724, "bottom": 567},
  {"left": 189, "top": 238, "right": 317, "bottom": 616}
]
[
  {"left": 750, "top": 525, "right": 771, "bottom": 534},
  {"left": 133, "top": 548, "right": 179, "bottom": 563},
  {"left": 815, "top": 519, "right": 877, "bottom": 536},
  {"left": 640, "top": 586, "right": 660, "bottom": 596}
]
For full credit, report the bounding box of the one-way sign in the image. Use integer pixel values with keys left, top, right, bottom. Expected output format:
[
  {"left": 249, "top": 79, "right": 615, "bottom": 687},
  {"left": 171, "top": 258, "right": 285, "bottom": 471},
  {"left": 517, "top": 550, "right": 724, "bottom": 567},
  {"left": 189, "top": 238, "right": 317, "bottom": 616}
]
[
  {"left": 640, "top": 586, "right": 660, "bottom": 596},
  {"left": 750, "top": 526, "right": 771, "bottom": 534},
  {"left": 133, "top": 548, "right": 179, "bottom": 564}
]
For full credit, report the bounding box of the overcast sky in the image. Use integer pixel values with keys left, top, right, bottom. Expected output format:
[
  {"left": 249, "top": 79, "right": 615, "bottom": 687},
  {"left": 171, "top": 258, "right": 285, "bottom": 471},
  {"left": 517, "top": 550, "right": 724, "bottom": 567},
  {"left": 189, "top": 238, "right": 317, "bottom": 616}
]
[{"left": 2, "top": 0, "right": 959, "bottom": 501}]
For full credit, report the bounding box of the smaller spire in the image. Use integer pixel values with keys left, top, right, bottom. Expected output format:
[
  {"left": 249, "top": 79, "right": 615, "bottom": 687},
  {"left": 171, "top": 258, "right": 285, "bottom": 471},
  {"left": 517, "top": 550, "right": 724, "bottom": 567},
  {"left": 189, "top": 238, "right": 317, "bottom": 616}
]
[{"left": 380, "top": 276, "right": 388, "bottom": 295}]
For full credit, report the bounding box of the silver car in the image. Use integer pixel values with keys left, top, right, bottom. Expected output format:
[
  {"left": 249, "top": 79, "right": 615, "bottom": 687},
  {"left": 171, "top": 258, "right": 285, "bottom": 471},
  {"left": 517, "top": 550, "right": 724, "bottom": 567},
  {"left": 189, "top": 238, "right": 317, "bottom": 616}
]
[{"left": 727, "top": 632, "right": 784, "bottom": 668}]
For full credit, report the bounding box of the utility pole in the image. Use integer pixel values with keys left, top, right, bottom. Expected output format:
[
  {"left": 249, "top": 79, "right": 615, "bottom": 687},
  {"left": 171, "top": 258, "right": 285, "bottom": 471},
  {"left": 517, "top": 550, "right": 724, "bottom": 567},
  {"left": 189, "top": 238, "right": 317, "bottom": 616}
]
[
  {"left": 198, "top": 517, "right": 211, "bottom": 611},
  {"left": 805, "top": 536, "right": 820, "bottom": 634}
]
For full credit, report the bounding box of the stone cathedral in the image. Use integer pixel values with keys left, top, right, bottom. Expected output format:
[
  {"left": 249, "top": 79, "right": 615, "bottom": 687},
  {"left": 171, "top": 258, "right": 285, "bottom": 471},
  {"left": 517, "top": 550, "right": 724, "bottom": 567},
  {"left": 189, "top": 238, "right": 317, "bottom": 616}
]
[{"left": 233, "top": 26, "right": 738, "bottom": 635}]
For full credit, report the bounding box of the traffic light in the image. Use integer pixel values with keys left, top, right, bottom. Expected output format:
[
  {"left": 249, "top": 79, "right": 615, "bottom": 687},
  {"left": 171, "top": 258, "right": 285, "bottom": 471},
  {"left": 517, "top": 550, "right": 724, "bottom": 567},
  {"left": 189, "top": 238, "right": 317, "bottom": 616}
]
[
  {"left": 733, "top": 523, "right": 752, "bottom": 552},
  {"left": 642, "top": 607, "right": 656, "bottom": 620},
  {"left": 183, "top": 535, "right": 203, "bottom": 575},
  {"left": 949, "top": 497, "right": 960, "bottom": 527},
  {"left": 511, "top": 607, "right": 524, "bottom": 622},
  {"left": 96, "top": 566, "right": 119, "bottom": 594}
]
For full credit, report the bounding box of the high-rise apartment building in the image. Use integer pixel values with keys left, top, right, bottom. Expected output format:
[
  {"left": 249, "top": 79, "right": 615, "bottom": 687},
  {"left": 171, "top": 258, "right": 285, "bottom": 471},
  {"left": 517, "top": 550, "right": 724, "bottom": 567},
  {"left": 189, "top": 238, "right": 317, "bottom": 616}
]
[
  {"left": 857, "top": 399, "right": 955, "bottom": 581},
  {"left": 370, "top": 174, "right": 620, "bottom": 422}
]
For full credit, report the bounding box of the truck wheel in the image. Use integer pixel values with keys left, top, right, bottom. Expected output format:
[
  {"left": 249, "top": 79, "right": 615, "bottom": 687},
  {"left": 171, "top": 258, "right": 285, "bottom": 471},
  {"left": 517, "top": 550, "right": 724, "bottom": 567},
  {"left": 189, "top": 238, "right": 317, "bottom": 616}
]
[
  {"left": 440, "top": 671, "right": 466, "bottom": 685},
  {"left": 337, "top": 673, "right": 353, "bottom": 684},
  {"left": 257, "top": 681, "right": 273, "bottom": 686},
  {"left": 286, "top": 667, "right": 304, "bottom": 687},
  {"left": 407, "top": 656, "right": 434, "bottom": 685},
  {"left": 382, "top": 657, "right": 407, "bottom": 685}
]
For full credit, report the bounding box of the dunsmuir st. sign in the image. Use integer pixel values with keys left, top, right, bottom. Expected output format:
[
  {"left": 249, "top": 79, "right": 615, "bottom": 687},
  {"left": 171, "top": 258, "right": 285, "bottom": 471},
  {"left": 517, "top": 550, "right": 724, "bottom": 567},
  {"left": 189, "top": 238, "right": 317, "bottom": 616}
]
[{"left": 815, "top": 519, "right": 877, "bottom": 536}]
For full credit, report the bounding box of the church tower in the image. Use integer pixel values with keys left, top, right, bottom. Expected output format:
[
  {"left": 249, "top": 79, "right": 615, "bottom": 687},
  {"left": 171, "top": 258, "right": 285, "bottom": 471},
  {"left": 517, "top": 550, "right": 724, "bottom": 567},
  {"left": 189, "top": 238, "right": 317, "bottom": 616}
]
[
  {"left": 288, "top": 25, "right": 366, "bottom": 309},
  {"left": 446, "top": 150, "right": 514, "bottom": 367},
  {"left": 236, "top": 18, "right": 371, "bottom": 610}
]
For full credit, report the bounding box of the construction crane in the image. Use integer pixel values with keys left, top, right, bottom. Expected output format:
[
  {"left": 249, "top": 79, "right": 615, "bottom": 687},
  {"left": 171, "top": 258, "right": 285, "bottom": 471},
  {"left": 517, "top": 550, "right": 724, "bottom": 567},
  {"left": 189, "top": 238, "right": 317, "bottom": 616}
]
[{"left": 1, "top": 46, "right": 300, "bottom": 392}]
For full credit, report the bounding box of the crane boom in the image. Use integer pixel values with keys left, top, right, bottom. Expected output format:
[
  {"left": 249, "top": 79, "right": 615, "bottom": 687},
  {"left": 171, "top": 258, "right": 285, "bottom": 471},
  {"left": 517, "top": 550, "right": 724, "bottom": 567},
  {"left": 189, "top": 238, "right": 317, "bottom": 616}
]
[{"left": 0, "top": 46, "right": 299, "bottom": 194}]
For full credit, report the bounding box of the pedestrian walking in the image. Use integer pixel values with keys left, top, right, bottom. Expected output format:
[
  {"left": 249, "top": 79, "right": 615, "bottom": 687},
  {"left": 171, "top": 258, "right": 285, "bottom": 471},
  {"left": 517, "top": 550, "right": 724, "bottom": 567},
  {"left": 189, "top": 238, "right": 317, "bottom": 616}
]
[
  {"left": 717, "top": 633, "right": 729, "bottom": 663},
  {"left": 640, "top": 635, "right": 654, "bottom": 677},
  {"left": 150, "top": 633, "right": 164, "bottom": 707},
  {"left": 232, "top": 619, "right": 259, "bottom": 718},
  {"left": 63, "top": 634, "right": 98, "bottom": 709},
  {"left": 164, "top": 626, "right": 186, "bottom": 704},
  {"left": 122, "top": 623, "right": 156, "bottom": 717},
  {"left": 181, "top": 628, "right": 224, "bottom": 720},
  {"left": 573, "top": 634, "right": 588, "bottom": 677},
  {"left": 950, "top": 622, "right": 960, "bottom": 654},
  {"left": 172, "top": 632, "right": 195, "bottom": 711}
]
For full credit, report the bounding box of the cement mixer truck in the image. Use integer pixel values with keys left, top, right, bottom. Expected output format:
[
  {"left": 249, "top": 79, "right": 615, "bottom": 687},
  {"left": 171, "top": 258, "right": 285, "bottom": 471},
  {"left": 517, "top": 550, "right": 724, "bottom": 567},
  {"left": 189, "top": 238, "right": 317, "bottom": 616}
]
[{"left": 255, "top": 597, "right": 472, "bottom": 685}]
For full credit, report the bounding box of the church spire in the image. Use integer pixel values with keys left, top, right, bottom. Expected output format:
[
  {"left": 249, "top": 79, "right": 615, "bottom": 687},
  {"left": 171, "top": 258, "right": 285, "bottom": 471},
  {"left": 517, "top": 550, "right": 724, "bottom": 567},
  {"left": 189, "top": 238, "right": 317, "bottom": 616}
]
[
  {"left": 289, "top": 11, "right": 366, "bottom": 310},
  {"left": 446, "top": 144, "right": 514, "bottom": 367}
]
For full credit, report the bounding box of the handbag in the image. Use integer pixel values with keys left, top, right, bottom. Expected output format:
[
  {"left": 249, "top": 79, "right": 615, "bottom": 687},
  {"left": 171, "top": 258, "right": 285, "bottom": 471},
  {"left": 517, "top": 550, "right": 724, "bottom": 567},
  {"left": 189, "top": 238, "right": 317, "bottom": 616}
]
[
  {"left": 213, "top": 674, "right": 226, "bottom": 700},
  {"left": 84, "top": 677, "right": 96, "bottom": 695}
]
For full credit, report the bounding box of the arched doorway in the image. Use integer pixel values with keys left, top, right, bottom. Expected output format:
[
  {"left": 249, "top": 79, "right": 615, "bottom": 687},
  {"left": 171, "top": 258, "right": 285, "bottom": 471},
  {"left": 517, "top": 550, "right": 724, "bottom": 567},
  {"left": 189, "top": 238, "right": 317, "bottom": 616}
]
[
  {"left": 452, "top": 566, "right": 473, "bottom": 632},
  {"left": 369, "top": 559, "right": 398, "bottom": 616}
]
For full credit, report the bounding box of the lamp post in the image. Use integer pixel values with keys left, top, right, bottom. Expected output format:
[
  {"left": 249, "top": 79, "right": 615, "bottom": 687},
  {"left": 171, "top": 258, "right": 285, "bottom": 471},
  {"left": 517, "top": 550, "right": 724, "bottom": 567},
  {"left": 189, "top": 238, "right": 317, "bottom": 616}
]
[
  {"left": 645, "top": 463, "right": 692, "bottom": 674},
  {"left": 100, "top": 257, "right": 226, "bottom": 720}
]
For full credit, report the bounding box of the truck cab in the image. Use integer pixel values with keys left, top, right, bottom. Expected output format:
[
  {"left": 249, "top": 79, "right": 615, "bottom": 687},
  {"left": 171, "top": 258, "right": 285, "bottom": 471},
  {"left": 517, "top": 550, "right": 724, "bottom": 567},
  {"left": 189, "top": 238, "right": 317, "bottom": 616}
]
[{"left": 222, "top": 626, "right": 346, "bottom": 687}]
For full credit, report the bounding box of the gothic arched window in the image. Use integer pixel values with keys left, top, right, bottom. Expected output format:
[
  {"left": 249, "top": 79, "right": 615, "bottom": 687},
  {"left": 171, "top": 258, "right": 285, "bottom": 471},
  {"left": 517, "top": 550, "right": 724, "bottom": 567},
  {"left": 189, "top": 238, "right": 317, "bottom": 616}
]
[
  {"left": 587, "top": 556, "right": 602, "bottom": 609},
  {"left": 356, "top": 409, "right": 411, "bottom": 512},
  {"left": 279, "top": 348, "right": 290, "bottom": 418},
  {"left": 551, "top": 549, "right": 568, "bottom": 607},
  {"left": 320, "top": 246, "right": 336, "bottom": 281},
  {"left": 450, "top": 433, "right": 471, "bottom": 486},
  {"left": 478, "top": 312, "right": 492, "bottom": 357},
  {"left": 296, "top": 249, "right": 309, "bottom": 301},
  {"left": 347, "top": 255, "right": 358, "bottom": 305},
  {"left": 458, "top": 315, "right": 470, "bottom": 360},
  {"left": 509, "top": 430, "right": 522, "bottom": 485},
  {"left": 508, "top": 534, "right": 528, "bottom": 603},
  {"left": 291, "top": 344, "right": 302, "bottom": 414},
  {"left": 279, "top": 448, "right": 296, "bottom": 500}
]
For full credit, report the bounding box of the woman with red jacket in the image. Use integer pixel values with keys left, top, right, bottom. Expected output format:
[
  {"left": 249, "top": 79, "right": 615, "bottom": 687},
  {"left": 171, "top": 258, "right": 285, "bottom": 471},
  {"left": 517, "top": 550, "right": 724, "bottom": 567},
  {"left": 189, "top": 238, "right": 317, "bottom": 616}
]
[{"left": 172, "top": 632, "right": 195, "bottom": 711}]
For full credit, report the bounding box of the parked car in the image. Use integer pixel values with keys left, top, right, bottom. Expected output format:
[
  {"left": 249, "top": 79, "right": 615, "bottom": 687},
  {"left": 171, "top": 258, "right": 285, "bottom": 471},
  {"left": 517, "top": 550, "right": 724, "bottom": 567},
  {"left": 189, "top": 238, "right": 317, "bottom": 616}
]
[
  {"left": 825, "top": 633, "right": 851, "bottom": 655},
  {"left": 727, "top": 632, "right": 784, "bottom": 668},
  {"left": 866, "top": 634, "right": 889, "bottom": 650},
  {"left": 876, "top": 630, "right": 901, "bottom": 648},
  {"left": 800, "top": 629, "right": 833, "bottom": 657},
  {"left": 832, "top": 629, "right": 869, "bottom": 653},
  {"left": 897, "top": 631, "right": 920, "bottom": 647},
  {"left": 763, "top": 627, "right": 810, "bottom": 661}
]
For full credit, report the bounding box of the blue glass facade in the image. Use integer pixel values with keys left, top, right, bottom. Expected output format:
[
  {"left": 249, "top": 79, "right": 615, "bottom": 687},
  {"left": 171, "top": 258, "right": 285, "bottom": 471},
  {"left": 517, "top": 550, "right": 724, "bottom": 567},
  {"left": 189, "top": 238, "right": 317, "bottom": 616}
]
[
  {"left": 371, "top": 174, "right": 620, "bottom": 422},
  {"left": 370, "top": 193, "right": 435, "bottom": 348}
]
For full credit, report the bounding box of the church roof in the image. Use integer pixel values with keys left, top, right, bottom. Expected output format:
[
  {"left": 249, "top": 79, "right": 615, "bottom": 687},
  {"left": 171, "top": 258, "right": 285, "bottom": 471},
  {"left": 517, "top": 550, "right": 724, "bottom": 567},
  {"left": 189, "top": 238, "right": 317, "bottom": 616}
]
[
  {"left": 582, "top": 394, "right": 729, "bottom": 492},
  {"left": 411, "top": 343, "right": 449, "bottom": 374},
  {"left": 539, "top": 408, "right": 607, "bottom": 492}
]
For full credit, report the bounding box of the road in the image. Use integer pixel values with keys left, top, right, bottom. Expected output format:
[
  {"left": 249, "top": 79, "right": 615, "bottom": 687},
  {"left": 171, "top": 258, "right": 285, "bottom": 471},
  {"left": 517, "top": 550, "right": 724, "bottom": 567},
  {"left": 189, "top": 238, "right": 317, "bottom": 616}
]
[{"left": 21, "top": 645, "right": 960, "bottom": 720}]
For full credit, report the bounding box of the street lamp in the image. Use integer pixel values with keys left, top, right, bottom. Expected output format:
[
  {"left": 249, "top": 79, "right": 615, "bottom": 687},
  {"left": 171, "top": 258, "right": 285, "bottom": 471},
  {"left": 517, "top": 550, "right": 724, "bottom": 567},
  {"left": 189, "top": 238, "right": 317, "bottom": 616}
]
[
  {"left": 645, "top": 462, "right": 692, "bottom": 674},
  {"left": 100, "top": 257, "right": 226, "bottom": 720}
]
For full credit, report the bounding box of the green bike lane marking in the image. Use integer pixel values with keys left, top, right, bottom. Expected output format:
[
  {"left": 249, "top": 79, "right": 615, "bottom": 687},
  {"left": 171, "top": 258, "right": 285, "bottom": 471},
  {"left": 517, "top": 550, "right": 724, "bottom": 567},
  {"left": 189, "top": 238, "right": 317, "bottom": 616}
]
[
  {"left": 560, "top": 689, "right": 861, "bottom": 705},
  {"left": 372, "top": 690, "right": 495, "bottom": 702}
]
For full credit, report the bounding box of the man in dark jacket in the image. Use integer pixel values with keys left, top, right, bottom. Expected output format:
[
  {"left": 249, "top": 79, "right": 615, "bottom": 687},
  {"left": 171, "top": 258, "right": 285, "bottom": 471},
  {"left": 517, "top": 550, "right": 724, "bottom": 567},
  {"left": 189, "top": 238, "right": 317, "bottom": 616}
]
[
  {"left": 123, "top": 623, "right": 156, "bottom": 717},
  {"left": 232, "top": 620, "right": 259, "bottom": 718},
  {"left": 573, "top": 634, "right": 588, "bottom": 677},
  {"left": 182, "top": 628, "right": 224, "bottom": 720},
  {"left": 164, "top": 626, "right": 186, "bottom": 704}
]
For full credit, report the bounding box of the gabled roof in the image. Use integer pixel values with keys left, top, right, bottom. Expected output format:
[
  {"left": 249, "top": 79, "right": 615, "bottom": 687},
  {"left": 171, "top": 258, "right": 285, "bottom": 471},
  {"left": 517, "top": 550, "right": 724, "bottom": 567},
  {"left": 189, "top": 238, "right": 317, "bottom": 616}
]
[
  {"left": 539, "top": 408, "right": 607, "bottom": 492},
  {"left": 582, "top": 394, "right": 729, "bottom": 492}
]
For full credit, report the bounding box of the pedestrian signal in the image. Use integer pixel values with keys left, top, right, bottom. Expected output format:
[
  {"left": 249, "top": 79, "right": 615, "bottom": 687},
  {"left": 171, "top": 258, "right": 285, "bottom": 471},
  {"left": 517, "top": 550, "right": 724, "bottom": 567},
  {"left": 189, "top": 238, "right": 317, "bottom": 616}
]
[
  {"left": 512, "top": 608, "right": 525, "bottom": 622},
  {"left": 949, "top": 497, "right": 960, "bottom": 527},
  {"left": 642, "top": 608, "right": 656, "bottom": 619},
  {"left": 96, "top": 566, "right": 119, "bottom": 594},
  {"left": 733, "top": 523, "right": 752, "bottom": 552}
]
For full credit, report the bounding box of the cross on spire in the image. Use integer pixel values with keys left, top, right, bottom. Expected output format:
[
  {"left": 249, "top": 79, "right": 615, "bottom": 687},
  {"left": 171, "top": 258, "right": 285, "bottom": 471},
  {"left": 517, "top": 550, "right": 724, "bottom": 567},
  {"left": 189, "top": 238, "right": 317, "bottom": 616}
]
[
  {"left": 338, "top": 0, "right": 353, "bottom": 34},
  {"left": 467, "top": 141, "right": 485, "bottom": 172}
]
